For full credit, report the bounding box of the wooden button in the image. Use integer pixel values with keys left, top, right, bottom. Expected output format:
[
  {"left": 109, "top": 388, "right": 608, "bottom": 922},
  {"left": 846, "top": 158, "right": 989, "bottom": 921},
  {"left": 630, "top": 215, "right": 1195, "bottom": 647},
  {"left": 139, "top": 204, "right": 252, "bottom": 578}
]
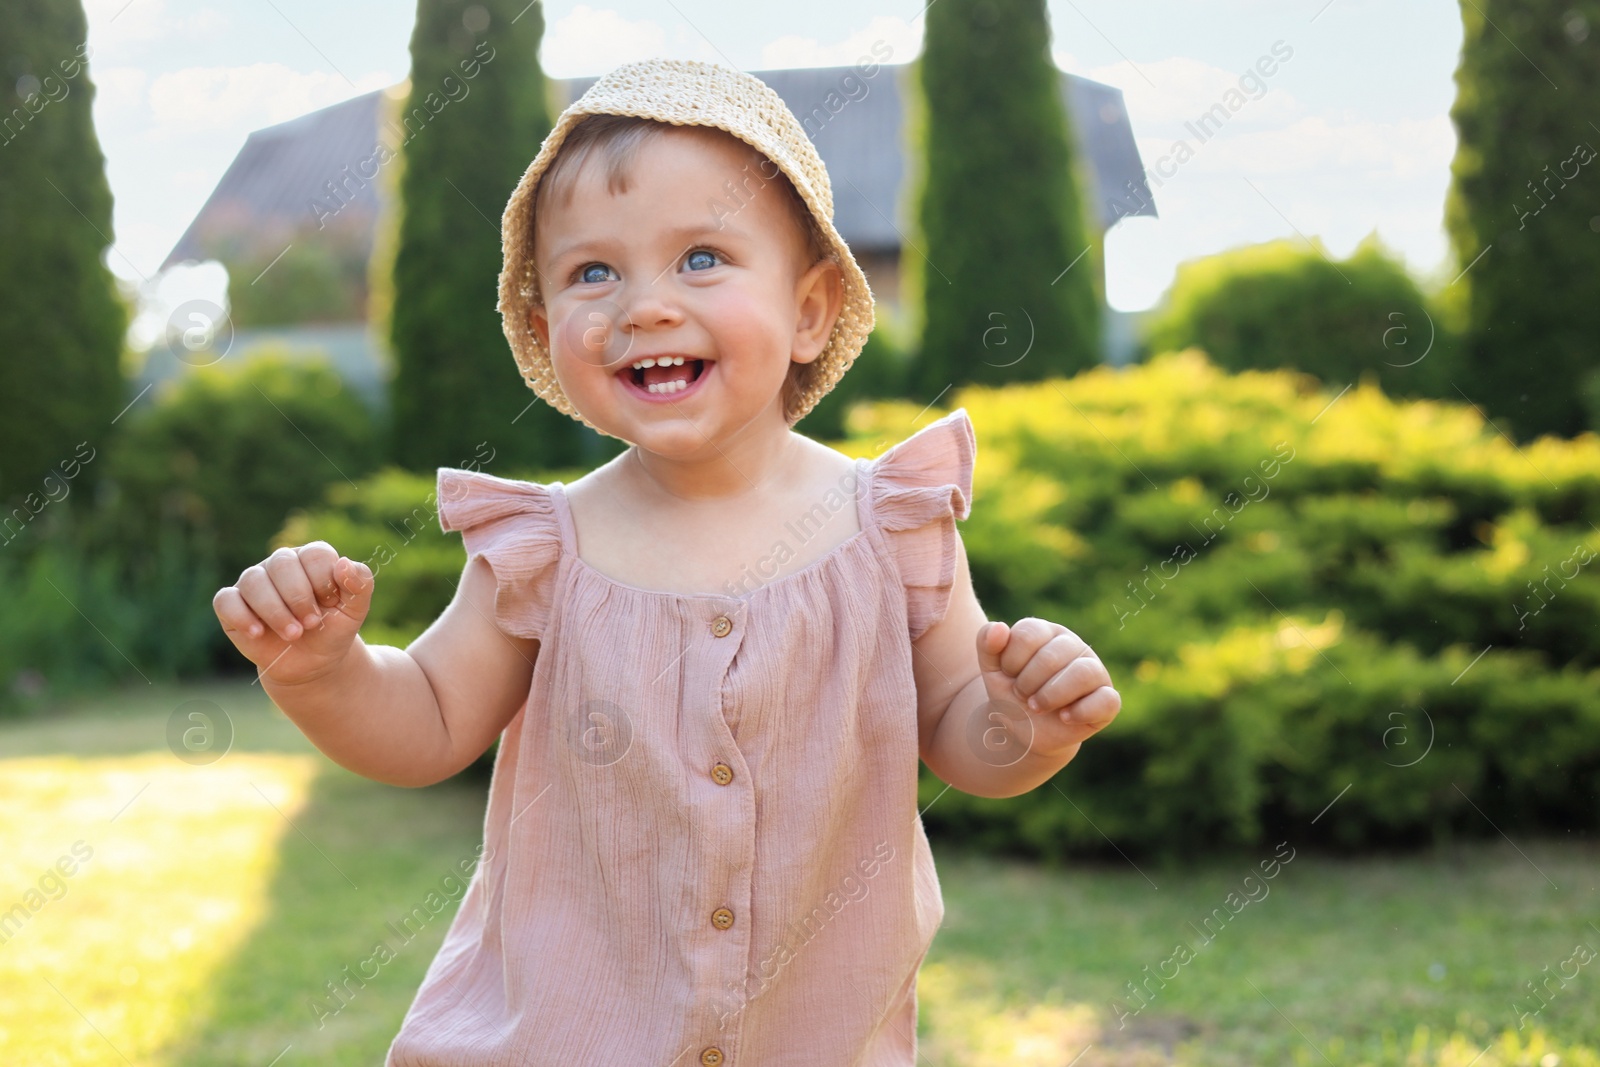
[
  {"left": 711, "top": 907, "right": 734, "bottom": 930},
  {"left": 711, "top": 615, "right": 732, "bottom": 638},
  {"left": 700, "top": 1048, "right": 724, "bottom": 1066},
  {"left": 711, "top": 762, "right": 734, "bottom": 786}
]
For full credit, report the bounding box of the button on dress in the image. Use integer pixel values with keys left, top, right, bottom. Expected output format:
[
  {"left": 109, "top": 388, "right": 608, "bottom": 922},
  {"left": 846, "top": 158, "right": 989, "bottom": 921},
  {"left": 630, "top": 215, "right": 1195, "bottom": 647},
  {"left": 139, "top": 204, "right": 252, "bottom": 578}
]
[{"left": 385, "top": 407, "right": 977, "bottom": 1067}]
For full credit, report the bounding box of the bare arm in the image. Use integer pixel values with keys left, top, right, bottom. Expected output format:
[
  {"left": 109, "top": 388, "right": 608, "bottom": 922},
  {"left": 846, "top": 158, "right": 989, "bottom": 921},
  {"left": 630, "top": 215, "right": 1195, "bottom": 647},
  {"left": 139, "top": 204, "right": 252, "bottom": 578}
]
[
  {"left": 217, "top": 542, "right": 536, "bottom": 788},
  {"left": 911, "top": 529, "right": 1120, "bottom": 799}
]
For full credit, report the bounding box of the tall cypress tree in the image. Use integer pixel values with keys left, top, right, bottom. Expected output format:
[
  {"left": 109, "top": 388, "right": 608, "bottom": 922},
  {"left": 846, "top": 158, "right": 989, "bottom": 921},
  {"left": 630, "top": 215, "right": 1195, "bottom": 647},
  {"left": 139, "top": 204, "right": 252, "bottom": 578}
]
[
  {"left": 1444, "top": 0, "right": 1600, "bottom": 439},
  {"left": 907, "top": 0, "right": 1101, "bottom": 398},
  {"left": 388, "top": 0, "right": 586, "bottom": 472},
  {"left": 0, "top": 0, "right": 125, "bottom": 507}
]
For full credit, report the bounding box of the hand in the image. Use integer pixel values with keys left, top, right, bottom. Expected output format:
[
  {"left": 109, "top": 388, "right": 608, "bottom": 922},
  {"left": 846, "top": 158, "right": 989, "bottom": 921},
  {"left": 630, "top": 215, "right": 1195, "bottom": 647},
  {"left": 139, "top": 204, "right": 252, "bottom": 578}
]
[
  {"left": 212, "top": 541, "right": 374, "bottom": 687},
  {"left": 975, "top": 617, "right": 1120, "bottom": 761}
]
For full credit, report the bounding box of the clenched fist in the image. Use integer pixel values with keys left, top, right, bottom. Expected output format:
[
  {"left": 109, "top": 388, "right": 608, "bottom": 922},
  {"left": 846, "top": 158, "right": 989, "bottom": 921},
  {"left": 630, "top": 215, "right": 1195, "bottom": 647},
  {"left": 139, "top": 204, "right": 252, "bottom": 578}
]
[
  {"left": 212, "top": 541, "right": 374, "bottom": 687},
  {"left": 976, "top": 617, "right": 1120, "bottom": 761}
]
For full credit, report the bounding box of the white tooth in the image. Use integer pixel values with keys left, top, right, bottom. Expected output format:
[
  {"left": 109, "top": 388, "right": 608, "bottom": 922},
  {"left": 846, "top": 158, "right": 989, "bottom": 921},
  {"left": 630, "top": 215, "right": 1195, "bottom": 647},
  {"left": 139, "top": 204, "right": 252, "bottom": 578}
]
[
  {"left": 640, "top": 358, "right": 656, "bottom": 369},
  {"left": 669, "top": 356, "right": 683, "bottom": 365}
]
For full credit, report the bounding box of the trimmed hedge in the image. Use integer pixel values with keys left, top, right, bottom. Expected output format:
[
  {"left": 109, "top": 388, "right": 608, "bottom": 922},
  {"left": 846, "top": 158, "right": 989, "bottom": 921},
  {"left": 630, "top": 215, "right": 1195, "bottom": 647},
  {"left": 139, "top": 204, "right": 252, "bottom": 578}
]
[
  {"left": 895, "top": 349, "right": 1599, "bottom": 859},
  {"left": 1137, "top": 234, "right": 1463, "bottom": 404},
  {"left": 275, "top": 350, "right": 1600, "bottom": 857},
  {"left": 0, "top": 350, "right": 384, "bottom": 714},
  {"left": 95, "top": 349, "right": 381, "bottom": 587}
]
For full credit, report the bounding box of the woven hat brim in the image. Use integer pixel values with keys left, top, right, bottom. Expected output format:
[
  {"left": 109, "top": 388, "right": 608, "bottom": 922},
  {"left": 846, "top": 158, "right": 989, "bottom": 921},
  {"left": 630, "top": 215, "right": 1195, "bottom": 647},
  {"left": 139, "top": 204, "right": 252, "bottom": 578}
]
[{"left": 496, "top": 59, "right": 875, "bottom": 436}]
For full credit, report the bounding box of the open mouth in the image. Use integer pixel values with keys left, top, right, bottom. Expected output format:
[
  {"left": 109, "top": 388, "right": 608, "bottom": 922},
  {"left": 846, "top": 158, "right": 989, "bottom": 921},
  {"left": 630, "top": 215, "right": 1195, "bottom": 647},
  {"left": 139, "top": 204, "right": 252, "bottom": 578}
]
[{"left": 621, "top": 355, "right": 709, "bottom": 397}]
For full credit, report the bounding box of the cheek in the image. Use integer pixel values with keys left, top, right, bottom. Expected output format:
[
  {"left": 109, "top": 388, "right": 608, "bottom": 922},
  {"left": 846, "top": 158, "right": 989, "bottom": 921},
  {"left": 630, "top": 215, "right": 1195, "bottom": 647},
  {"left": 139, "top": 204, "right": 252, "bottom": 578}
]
[
  {"left": 697, "top": 282, "right": 789, "bottom": 350},
  {"left": 549, "top": 300, "right": 630, "bottom": 371}
]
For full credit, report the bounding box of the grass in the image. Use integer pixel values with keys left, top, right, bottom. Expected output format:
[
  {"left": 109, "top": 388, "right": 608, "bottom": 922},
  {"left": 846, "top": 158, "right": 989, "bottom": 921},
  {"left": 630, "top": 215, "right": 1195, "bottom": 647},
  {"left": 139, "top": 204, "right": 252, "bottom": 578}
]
[
  {"left": 926, "top": 843, "right": 1600, "bottom": 1065},
  {"left": 1, "top": 678, "right": 1596, "bottom": 1066},
  {"left": 1, "top": 679, "right": 486, "bottom": 1067}
]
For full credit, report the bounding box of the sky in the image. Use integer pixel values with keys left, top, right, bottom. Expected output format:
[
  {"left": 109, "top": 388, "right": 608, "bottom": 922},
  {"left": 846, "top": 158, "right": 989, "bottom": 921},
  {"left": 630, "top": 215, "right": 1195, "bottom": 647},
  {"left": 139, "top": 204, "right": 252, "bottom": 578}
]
[{"left": 77, "top": 0, "right": 1466, "bottom": 347}]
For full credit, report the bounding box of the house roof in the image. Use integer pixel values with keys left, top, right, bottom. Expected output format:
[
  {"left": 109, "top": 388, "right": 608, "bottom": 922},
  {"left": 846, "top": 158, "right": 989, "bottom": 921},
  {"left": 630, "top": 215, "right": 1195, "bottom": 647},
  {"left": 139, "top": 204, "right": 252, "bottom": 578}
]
[
  {"left": 161, "top": 88, "right": 391, "bottom": 270},
  {"left": 160, "top": 62, "right": 1156, "bottom": 272}
]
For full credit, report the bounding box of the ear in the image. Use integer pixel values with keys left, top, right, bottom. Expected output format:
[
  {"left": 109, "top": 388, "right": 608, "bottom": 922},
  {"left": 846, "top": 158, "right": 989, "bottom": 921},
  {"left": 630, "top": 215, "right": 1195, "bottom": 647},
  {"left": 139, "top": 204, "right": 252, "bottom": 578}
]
[
  {"left": 791, "top": 258, "right": 843, "bottom": 366},
  {"left": 528, "top": 303, "right": 550, "bottom": 351}
]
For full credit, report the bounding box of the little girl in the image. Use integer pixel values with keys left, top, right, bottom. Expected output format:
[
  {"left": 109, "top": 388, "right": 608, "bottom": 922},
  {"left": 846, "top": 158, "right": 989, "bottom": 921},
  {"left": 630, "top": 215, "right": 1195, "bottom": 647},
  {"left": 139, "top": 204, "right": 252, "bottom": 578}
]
[{"left": 213, "top": 57, "right": 1120, "bottom": 1066}]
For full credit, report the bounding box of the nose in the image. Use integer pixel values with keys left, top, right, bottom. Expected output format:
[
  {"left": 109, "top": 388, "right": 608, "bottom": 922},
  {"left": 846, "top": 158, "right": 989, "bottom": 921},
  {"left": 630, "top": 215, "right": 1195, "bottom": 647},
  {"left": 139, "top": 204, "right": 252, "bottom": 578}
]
[{"left": 618, "top": 271, "right": 686, "bottom": 334}]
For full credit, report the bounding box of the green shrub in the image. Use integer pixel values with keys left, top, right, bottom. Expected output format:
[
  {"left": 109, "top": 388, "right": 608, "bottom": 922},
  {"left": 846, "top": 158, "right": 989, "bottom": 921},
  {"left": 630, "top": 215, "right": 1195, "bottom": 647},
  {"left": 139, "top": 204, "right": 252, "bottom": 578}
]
[
  {"left": 0, "top": 510, "right": 221, "bottom": 717},
  {"left": 876, "top": 349, "right": 1600, "bottom": 859},
  {"left": 94, "top": 348, "right": 381, "bottom": 586},
  {"left": 267, "top": 350, "right": 1600, "bottom": 856},
  {"left": 1138, "top": 234, "right": 1462, "bottom": 402},
  {"left": 2, "top": 349, "right": 388, "bottom": 704}
]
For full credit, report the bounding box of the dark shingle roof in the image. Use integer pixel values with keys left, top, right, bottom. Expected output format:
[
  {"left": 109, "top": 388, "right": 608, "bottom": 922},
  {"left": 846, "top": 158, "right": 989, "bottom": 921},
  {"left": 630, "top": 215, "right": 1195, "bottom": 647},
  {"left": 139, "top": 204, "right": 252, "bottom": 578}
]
[
  {"left": 161, "top": 62, "right": 1155, "bottom": 271},
  {"left": 162, "top": 89, "right": 390, "bottom": 269}
]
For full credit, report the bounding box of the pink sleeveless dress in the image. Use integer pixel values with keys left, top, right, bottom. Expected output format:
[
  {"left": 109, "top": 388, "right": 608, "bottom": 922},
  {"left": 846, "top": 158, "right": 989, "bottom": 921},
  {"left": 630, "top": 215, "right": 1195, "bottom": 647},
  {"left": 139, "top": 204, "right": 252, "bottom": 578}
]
[{"left": 385, "top": 407, "right": 976, "bottom": 1067}]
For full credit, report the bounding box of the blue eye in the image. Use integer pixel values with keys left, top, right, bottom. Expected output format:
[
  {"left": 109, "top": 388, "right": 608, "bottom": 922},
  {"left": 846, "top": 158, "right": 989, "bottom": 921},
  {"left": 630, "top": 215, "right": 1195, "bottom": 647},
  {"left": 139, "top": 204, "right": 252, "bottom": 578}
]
[
  {"left": 578, "top": 263, "right": 615, "bottom": 284},
  {"left": 685, "top": 249, "right": 720, "bottom": 271}
]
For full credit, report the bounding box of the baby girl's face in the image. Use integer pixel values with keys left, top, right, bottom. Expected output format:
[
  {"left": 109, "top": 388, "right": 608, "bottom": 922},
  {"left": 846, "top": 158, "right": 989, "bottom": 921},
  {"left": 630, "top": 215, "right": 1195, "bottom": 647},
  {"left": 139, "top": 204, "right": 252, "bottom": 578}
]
[{"left": 528, "top": 126, "right": 841, "bottom": 453}]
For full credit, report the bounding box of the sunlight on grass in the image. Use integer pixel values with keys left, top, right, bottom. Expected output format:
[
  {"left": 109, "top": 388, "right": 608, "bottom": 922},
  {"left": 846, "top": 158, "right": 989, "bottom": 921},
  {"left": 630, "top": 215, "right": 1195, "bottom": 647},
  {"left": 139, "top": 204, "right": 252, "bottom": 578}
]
[
  {"left": 919, "top": 959, "right": 1101, "bottom": 1066},
  {"left": 4, "top": 680, "right": 1599, "bottom": 1066},
  {"left": 917, "top": 955, "right": 1600, "bottom": 1067},
  {"left": 0, "top": 749, "right": 318, "bottom": 1066},
  {"left": 920, "top": 846, "right": 1600, "bottom": 1067}
]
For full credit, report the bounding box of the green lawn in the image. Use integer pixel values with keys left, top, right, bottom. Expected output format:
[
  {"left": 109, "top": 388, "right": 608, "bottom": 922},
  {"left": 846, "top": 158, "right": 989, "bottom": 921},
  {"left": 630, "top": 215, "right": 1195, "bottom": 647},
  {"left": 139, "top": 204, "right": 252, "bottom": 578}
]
[{"left": 2, "top": 679, "right": 1595, "bottom": 1066}]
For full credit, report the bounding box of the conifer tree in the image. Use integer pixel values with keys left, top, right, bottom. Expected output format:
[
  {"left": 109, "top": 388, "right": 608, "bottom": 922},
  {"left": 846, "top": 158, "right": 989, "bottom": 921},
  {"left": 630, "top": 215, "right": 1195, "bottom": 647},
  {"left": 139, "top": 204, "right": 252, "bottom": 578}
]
[
  {"left": 907, "top": 0, "right": 1101, "bottom": 398},
  {"left": 388, "top": 0, "right": 591, "bottom": 470},
  {"left": 1444, "top": 0, "right": 1600, "bottom": 438},
  {"left": 0, "top": 0, "right": 125, "bottom": 507}
]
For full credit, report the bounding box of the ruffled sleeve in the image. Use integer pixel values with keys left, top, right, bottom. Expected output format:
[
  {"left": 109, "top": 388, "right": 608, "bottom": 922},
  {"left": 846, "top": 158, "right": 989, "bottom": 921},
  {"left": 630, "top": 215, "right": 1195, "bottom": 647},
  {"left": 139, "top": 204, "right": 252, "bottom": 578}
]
[
  {"left": 435, "top": 467, "right": 563, "bottom": 641},
  {"left": 869, "top": 407, "right": 976, "bottom": 642}
]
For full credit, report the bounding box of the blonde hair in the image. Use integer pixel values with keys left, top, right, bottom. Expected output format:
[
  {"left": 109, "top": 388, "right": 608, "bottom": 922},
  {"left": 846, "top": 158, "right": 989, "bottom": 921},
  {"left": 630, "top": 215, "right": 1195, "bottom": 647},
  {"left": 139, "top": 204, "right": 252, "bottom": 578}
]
[{"left": 530, "top": 113, "right": 838, "bottom": 423}]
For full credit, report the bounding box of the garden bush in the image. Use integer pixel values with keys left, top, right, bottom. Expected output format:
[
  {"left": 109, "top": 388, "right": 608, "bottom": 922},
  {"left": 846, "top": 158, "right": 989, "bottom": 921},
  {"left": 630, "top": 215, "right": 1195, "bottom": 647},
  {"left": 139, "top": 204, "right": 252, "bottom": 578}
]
[
  {"left": 0, "top": 510, "right": 221, "bottom": 717},
  {"left": 1138, "top": 234, "right": 1463, "bottom": 403},
  {"left": 271, "top": 349, "right": 1600, "bottom": 856},
  {"left": 0, "top": 349, "right": 385, "bottom": 712},
  {"left": 93, "top": 348, "right": 381, "bottom": 586},
  {"left": 853, "top": 349, "right": 1600, "bottom": 859}
]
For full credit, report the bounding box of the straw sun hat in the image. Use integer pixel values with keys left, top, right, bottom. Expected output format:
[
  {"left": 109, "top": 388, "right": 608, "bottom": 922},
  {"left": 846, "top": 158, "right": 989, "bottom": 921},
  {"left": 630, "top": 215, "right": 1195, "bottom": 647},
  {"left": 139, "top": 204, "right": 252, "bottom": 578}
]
[{"left": 497, "top": 58, "right": 876, "bottom": 433}]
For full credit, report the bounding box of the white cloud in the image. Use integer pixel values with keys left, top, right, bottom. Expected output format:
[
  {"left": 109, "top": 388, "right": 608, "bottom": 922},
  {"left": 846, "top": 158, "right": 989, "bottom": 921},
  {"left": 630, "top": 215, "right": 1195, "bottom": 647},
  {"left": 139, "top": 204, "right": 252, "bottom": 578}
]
[
  {"left": 86, "top": 0, "right": 226, "bottom": 46},
  {"left": 146, "top": 63, "right": 392, "bottom": 133},
  {"left": 90, "top": 65, "right": 148, "bottom": 123},
  {"left": 1106, "top": 109, "right": 1456, "bottom": 310},
  {"left": 759, "top": 16, "right": 922, "bottom": 70},
  {"left": 1148, "top": 113, "right": 1455, "bottom": 180},
  {"left": 1080, "top": 54, "right": 1301, "bottom": 129},
  {"left": 540, "top": 6, "right": 672, "bottom": 79}
]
